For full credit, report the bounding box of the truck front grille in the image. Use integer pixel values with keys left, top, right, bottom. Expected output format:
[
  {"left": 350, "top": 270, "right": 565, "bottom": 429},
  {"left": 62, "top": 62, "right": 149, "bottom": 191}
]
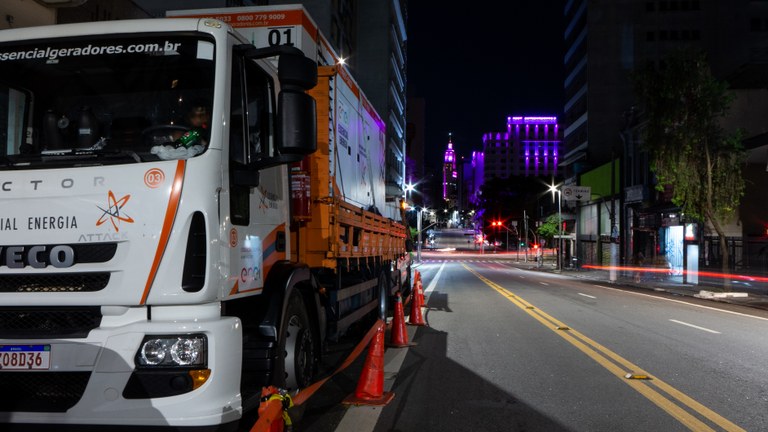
[
  {"left": 0, "top": 307, "right": 102, "bottom": 339},
  {"left": 0, "top": 371, "right": 90, "bottom": 412},
  {"left": 0, "top": 273, "right": 110, "bottom": 293}
]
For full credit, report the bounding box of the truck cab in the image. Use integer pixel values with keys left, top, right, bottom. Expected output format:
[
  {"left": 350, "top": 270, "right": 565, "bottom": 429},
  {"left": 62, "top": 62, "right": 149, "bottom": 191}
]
[{"left": 0, "top": 18, "right": 318, "bottom": 428}]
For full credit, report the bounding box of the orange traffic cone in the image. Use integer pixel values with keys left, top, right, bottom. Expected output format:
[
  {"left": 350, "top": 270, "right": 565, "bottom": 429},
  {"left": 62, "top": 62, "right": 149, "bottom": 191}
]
[
  {"left": 342, "top": 325, "right": 394, "bottom": 406},
  {"left": 408, "top": 281, "right": 426, "bottom": 326},
  {"left": 388, "top": 292, "right": 416, "bottom": 347}
]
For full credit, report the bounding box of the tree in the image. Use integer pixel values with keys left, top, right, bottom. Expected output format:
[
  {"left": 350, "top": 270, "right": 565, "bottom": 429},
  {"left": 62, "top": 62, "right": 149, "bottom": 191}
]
[
  {"left": 537, "top": 213, "right": 562, "bottom": 243},
  {"left": 633, "top": 49, "right": 745, "bottom": 278}
]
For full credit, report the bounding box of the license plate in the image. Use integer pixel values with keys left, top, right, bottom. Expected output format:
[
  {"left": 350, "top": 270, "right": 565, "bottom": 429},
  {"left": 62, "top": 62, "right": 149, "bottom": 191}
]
[{"left": 0, "top": 345, "right": 51, "bottom": 370}]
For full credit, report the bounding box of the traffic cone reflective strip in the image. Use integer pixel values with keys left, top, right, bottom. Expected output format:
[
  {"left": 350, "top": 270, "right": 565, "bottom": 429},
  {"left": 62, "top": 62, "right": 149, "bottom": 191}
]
[
  {"left": 388, "top": 292, "right": 416, "bottom": 347},
  {"left": 416, "top": 279, "right": 425, "bottom": 308},
  {"left": 342, "top": 325, "right": 394, "bottom": 406}
]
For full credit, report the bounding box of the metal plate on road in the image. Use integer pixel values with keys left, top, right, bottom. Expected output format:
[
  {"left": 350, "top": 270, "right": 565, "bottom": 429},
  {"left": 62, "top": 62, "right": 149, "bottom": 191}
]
[{"left": 0, "top": 345, "right": 51, "bottom": 370}]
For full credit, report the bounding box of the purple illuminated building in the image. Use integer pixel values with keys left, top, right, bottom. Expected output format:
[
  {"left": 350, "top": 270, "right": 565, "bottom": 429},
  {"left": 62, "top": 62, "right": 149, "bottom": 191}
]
[
  {"left": 482, "top": 116, "right": 562, "bottom": 179},
  {"left": 464, "top": 116, "right": 562, "bottom": 209},
  {"left": 442, "top": 134, "right": 458, "bottom": 206}
]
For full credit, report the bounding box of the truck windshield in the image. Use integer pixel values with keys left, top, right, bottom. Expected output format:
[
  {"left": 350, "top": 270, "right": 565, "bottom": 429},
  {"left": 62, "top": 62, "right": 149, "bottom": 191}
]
[{"left": 0, "top": 33, "right": 215, "bottom": 169}]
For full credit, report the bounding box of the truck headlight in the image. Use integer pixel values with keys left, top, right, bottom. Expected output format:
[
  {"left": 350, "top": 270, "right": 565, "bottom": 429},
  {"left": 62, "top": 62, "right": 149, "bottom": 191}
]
[{"left": 136, "top": 334, "right": 207, "bottom": 368}]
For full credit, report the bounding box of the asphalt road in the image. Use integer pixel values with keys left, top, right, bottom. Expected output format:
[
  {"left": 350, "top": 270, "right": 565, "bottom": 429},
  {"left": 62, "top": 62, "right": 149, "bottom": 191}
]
[{"left": 294, "top": 258, "right": 768, "bottom": 432}]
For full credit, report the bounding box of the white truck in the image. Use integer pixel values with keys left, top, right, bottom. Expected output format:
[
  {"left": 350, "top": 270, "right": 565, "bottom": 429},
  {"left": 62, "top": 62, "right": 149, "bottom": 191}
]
[{"left": 0, "top": 9, "right": 410, "bottom": 430}]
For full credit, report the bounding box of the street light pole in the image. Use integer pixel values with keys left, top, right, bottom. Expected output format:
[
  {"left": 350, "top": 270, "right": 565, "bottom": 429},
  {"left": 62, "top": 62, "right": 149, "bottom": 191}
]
[
  {"left": 523, "top": 211, "right": 528, "bottom": 262},
  {"left": 548, "top": 183, "right": 563, "bottom": 271},
  {"left": 557, "top": 189, "right": 562, "bottom": 271},
  {"left": 416, "top": 207, "right": 422, "bottom": 263}
]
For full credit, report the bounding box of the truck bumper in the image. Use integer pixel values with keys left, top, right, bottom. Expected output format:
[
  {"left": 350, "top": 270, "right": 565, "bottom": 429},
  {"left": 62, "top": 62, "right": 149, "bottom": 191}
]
[{"left": 0, "top": 303, "right": 243, "bottom": 427}]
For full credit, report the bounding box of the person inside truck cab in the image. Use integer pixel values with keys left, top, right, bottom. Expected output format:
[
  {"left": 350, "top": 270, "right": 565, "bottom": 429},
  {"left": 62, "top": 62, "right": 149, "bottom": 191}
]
[{"left": 174, "top": 100, "right": 211, "bottom": 148}]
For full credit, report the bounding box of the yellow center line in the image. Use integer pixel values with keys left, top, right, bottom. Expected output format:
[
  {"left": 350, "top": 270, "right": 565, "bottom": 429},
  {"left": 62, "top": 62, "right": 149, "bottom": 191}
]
[{"left": 464, "top": 264, "right": 745, "bottom": 432}]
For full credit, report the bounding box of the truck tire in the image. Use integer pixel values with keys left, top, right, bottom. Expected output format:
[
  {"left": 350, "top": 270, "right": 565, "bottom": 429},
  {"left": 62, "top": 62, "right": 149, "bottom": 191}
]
[{"left": 281, "top": 290, "right": 317, "bottom": 390}]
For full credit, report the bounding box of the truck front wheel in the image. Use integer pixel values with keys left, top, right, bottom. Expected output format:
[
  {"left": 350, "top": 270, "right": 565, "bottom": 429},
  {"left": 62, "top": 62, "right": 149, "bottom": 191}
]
[{"left": 282, "top": 291, "right": 317, "bottom": 390}]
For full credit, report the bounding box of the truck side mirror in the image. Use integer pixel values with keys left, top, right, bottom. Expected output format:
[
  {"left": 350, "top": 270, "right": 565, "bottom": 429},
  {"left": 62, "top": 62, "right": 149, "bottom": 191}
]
[
  {"left": 237, "top": 44, "right": 318, "bottom": 162},
  {"left": 276, "top": 51, "right": 317, "bottom": 156},
  {"left": 277, "top": 90, "right": 316, "bottom": 155}
]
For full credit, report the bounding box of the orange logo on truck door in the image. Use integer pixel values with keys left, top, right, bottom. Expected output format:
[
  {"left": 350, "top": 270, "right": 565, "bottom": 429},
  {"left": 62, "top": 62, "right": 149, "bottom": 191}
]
[{"left": 96, "top": 190, "right": 134, "bottom": 232}]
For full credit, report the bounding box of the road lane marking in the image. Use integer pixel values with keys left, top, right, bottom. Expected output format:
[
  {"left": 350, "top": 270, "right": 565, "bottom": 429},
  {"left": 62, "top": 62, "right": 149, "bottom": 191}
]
[
  {"left": 539, "top": 282, "right": 549, "bottom": 286},
  {"left": 669, "top": 319, "right": 721, "bottom": 334},
  {"left": 464, "top": 264, "right": 745, "bottom": 432},
  {"left": 423, "top": 262, "right": 445, "bottom": 294},
  {"left": 592, "top": 284, "right": 768, "bottom": 322},
  {"left": 578, "top": 293, "right": 596, "bottom": 299}
]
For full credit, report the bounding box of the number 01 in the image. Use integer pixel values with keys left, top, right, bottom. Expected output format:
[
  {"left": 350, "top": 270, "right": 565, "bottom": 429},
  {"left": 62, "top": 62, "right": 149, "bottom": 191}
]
[{"left": 268, "top": 28, "right": 294, "bottom": 46}]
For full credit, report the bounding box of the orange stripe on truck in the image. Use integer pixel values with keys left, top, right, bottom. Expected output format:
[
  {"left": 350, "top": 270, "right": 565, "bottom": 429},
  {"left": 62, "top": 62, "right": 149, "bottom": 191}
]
[{"left": 140, "top": 160, "right": 186, "bottom": 305}]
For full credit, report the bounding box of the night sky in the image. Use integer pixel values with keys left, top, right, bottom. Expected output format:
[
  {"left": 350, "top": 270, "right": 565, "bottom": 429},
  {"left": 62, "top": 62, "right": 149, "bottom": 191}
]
[{"left": 406, "top": 1, "right": 566, "bottom": 170}]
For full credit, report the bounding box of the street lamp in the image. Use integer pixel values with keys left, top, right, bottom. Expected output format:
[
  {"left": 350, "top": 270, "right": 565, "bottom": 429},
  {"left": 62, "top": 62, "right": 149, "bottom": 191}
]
[
  {"left": 404, "top": 182, "right": 415, "bottom": 202},
  {"left": 548, "top": 183, "right": 563, "bottom": 271}
]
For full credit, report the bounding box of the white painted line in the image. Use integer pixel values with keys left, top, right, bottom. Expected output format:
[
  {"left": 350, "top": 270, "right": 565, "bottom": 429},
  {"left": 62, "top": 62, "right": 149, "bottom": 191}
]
[
  {"left": 424, "top": 262, "right": 445, "bottom": 294},
  {"left": 578, "top": 293, "right": 596, "bottom": 299},
  {"left": 592, "top": 284, "right": 768, "bottom": 322},
  {"left": 540, "top": 282, "right": 549, "bottom": 286},
  {"left": 669, "top": 319, "right": 721, "bottom": 334}
]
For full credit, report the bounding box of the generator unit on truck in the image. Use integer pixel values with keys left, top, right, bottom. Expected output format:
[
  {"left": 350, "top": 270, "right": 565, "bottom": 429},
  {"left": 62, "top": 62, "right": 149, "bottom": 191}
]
[
  {"left": 0, "top": 12, "right": 410, "bottom": 431},
  {"left": 168, "top": 1, "right": 411, "bottom": 344}
]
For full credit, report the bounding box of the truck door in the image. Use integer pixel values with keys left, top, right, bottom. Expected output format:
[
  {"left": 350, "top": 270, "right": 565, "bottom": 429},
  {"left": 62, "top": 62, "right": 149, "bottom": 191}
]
[{"left": 227, "top": 54, "right": 287, "bottom": 295}]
